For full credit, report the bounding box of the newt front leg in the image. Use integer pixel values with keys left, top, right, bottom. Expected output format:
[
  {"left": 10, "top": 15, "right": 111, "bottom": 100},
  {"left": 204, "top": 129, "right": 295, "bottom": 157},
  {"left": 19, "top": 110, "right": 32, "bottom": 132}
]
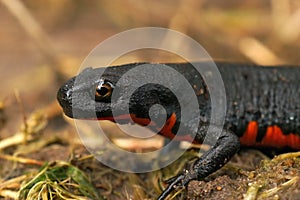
[{"left": 158, "top": 129, "right": 240, "bottom": 199}]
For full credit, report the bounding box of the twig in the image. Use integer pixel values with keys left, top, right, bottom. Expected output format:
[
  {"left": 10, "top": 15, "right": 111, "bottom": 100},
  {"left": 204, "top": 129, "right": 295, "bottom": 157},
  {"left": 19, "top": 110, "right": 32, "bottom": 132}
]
[{"left": 0, "top": 154, "right": 43, "bottom": 166}]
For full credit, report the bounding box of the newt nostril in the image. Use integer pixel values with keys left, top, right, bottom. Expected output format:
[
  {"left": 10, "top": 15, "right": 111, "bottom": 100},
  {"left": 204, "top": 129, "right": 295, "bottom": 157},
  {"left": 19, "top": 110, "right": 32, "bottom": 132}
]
[
  {"left": 57, "top": 85, "right": 74, "bottom": 118},
  {"left": 57, "top": 84, "right": 72, "bottom": 106},
  {"left": 65, "top": 88, "right": 73, "bottom": 100}
]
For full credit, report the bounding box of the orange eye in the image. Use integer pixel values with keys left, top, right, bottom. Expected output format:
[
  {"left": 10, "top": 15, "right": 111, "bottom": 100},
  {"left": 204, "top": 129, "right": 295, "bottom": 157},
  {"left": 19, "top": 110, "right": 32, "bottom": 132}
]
[{"left": 95, "top": 81, "right": 114, "bottom": 101}]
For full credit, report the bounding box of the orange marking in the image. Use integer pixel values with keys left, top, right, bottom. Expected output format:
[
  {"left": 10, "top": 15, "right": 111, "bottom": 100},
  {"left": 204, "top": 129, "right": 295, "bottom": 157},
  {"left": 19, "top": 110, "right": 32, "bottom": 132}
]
[
  {"left": 261, "top": 125, "right": 300, "bottom": 150},
  {"left": 97, "top": 113, "right": 194, "bottom": 141},
  {"left": 240, "top": 121, "right": 300, "bottom": 150},
  {"left": 239, "top": 121, "right": 258, "bottom": 146},
  {"left": 159, "top": 113, "right": 195, "bottom": 143},
  {"left": 99, "top": 114, "right": 155, "bottom": 126},
  {"left": 130, "top": 114, "right": 152, "bottom": 126},
  {"left": 159, "top": 113, "right": 177, "bottom": 138}
]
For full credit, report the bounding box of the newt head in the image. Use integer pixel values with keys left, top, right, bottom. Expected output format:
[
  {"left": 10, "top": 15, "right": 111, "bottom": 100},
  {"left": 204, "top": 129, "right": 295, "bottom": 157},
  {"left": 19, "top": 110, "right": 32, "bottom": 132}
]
[
  {"left": 57, "top": 63, "right": 135, "bottom": 121},
  {"left": 56, "top": 63, "right": 184, "bottom": 126}
]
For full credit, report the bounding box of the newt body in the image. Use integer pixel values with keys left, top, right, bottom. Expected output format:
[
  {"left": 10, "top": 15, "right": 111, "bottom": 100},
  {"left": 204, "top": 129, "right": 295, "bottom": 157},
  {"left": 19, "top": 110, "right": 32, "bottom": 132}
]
[{"left": 57, "top": 62, "right": 300, "bottom": 199}]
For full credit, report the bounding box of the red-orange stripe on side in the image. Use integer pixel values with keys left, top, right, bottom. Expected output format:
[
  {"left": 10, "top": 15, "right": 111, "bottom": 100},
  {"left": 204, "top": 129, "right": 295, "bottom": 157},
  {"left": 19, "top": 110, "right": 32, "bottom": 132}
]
[
  {"left": 130, "top": 114, "right": 152, "bottom": 126},
  {"left": 261, "top": 125, "right": 300, "bottom": 150},
  {"left": 97, "top": 114, "right": 152, "bottom": 125},
  {"left": 159, "top": 113, "right": 177, "bottom": 139},
  {"left": 240, "top": 121, "right": 300, "bottom": 150},
  {"left": 159, "top": 113, "right": 195, "bottom": 143},
  {"left": 97, "top": 113, "right": 194, "bottom": 142},
  {"left": 239, "top": 121, "right": 258, "bottom": 146}
]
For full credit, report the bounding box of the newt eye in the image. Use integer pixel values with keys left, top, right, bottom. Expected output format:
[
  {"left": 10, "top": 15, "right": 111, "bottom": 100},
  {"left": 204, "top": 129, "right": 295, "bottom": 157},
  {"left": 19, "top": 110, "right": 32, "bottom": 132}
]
[{"left": 95, "top": 80, "right": 114, "bottom": 102}]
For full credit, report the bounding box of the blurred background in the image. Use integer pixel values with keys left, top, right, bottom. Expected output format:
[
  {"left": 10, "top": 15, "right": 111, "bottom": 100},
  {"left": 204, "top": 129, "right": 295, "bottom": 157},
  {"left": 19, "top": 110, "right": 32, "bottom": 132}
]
[
  {"left": 1, "top": 0, "right": 300, "bottom": 199},
  {"left": 1, "top": 0, "right": 300, "bottom": 109}
]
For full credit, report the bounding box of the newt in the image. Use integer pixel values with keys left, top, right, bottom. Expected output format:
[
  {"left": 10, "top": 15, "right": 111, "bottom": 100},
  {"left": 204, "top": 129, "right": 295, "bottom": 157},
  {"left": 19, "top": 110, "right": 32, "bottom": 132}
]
[{"left": 57, "top": 62, "right": 300, "bottom": 199}]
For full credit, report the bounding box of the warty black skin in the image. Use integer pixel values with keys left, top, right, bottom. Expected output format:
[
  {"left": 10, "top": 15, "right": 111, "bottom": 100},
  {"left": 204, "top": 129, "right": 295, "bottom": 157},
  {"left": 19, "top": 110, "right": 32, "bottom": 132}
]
[{"left": 57, "top": 62, "right": 300, "bottom": 199}]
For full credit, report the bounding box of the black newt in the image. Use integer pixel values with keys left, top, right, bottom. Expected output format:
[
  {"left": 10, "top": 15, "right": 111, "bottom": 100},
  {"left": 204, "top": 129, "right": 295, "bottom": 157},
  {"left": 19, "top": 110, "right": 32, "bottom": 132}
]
[{"left": 57, "top": 62, "right": 300, "bottom": 199}]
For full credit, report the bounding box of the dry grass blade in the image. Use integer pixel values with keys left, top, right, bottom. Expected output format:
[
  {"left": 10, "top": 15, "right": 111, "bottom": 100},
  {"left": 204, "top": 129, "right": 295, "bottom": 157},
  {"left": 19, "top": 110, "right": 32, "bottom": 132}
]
[
  {"left": 0, "top": 175, "right": 27, "bottom": 190},
  {"left": 0, "top": 175, "right": 27, "bottom": 199},
  {"left": 238, "top": 37, "right": 284, "bottom": 65},
  {"left": 243, "top": 181, "right": 263, "bottom": 200},
  {"left": 258, "top": 177, "right": 298, "bottom": 199},
  {"left": 0, "top": 189, "right": 18, "bottom": 199},
  {"left": 273, "top": 151, "right": 300, "bottom": 161},
  {"left": 0, "top": 154, "right": 43, "bottom": 166},
  {"left": 0, "top": 110, "right": 47, "bottom": 150}
]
